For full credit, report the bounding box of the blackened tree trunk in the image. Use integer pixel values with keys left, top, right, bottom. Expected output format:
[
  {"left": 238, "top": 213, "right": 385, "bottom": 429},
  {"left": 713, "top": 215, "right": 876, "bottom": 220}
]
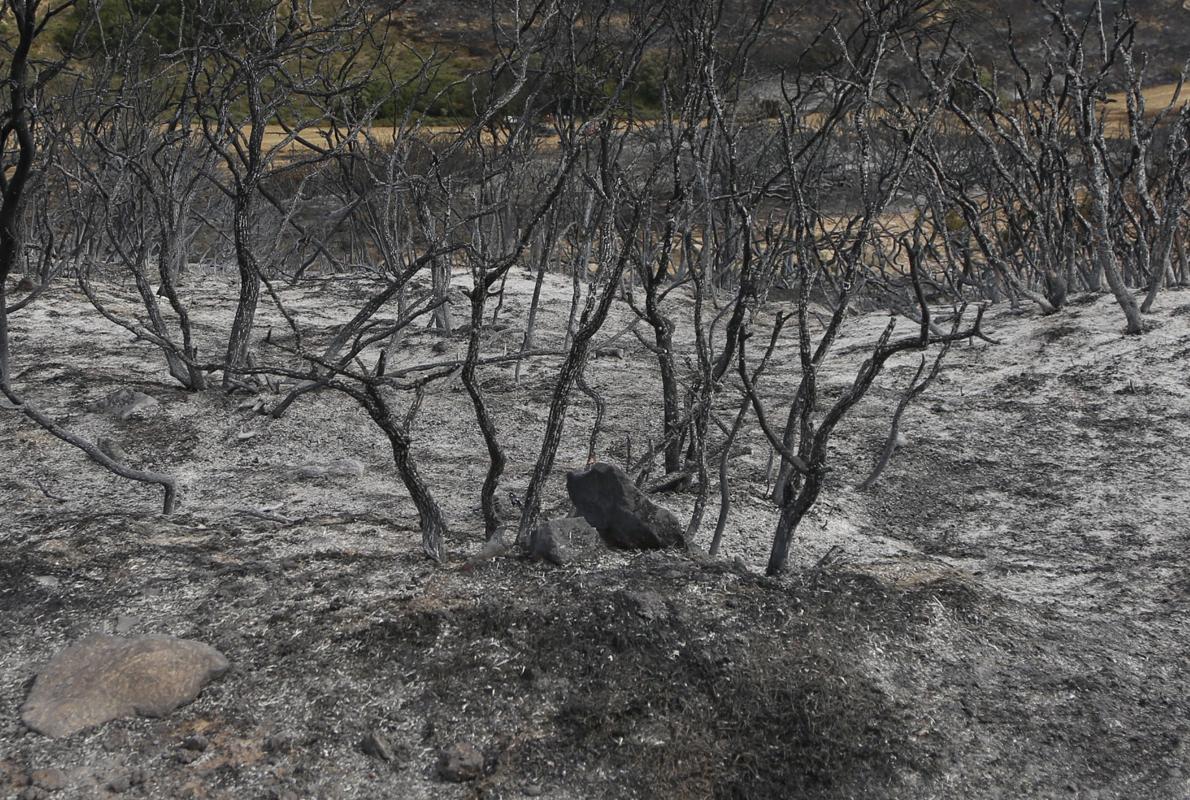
[
  {"left": 224, "top": 188, "right": 262, "bottom": 386},
  {"left": 362, "top": 384, "right": 447, "bottom": 561}
]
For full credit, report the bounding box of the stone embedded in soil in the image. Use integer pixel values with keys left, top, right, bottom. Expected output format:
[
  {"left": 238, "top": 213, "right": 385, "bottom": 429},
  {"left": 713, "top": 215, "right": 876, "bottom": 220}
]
[
  {"left": 104, "top": 768, "right": 146, "bottom": 794},
  {"left": 28, "top": 769, "right": 66, "bottom": 791},
  {"left": 566, "top": 462, "right": 685, "bottom": 550},
  {"left": 21, "top": 634, "right": 229, "bottom": 738},
  {"left": 263, "top": 733, "right": 295, "bottom": 754},
  {"left": 436, "top": 742, "right": 483, "bottom": 783},
  {"left": 102, "top": 388, "right": 159, "bottom": 421},
  {"left": 0, "top": 760, "right": 27, "bottom": 789},
  {"left": 360, "top": 730, "right": 395, "bottom": 762},
  {"left": 529, "top": 517, "right": 600, "bottom": 566},
  {"left": 175, "top": 748, "right": 202, "bottom": 764},
  {"left": 180, "top": 734, "right": 208, "bottom": 752},
  {"left": 466, "top": 531, "right": 511, "bottom": 568}
]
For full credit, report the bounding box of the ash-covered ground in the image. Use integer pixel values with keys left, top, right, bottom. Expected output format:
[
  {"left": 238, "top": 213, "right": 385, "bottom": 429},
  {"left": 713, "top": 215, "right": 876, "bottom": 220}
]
[{"left": 2, "top": 272, "right": 1189, "bottom": 799}]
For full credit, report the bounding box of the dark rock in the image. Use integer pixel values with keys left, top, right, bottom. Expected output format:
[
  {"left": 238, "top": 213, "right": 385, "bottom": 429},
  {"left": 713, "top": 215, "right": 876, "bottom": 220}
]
[
  {"left": 17, "top": 787, "right": 48, "bottom": 800},
  {"left": 360, "top": 730, "right": 394, "bottom": 762},
  {"left": 21, "top": 634, "right": 229, "bottom": 738},
  {"left": 566, "top": 463, "right": 685, "bottom": 550},
  {"left": 437, "top": 742, "right": 483, "bottom": 783},
  {"left": 104, "top": 768, "right": 145, "bottom": 793},
  {"left": 528, "top": 517, "right": 599, "bottom": 566},
  {"left": 29, "top": 769, "right": 66, "bottom": 791},
  {"left": 174, "top": 749, "right": 202, "bottom": 765},
  {"left": 264, "top": 734, "right": 294, "bottom": 754},
  {"left": 180, "top": 734, "right": 208, "bottom": 752}
]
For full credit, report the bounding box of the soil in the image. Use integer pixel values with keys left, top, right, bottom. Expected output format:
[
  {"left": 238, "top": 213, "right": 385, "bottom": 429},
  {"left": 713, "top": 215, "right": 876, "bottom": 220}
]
[{"left": 2, "top": 271, "right": 1189, "bottom": 799}]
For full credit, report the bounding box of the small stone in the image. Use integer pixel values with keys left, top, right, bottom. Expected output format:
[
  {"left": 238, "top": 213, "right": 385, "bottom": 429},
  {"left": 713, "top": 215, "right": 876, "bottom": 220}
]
[
  {"left": 360, "top": 730, "right": 394, "bottom": 762},
  {"left": 264, "top": 734, "right": 294, "bottom": 754},
  {"left": 894, "top": 431, "right": 909, "bottom": 449},
  {"left": 0, "top": 761, "right": 28, "bottom": 788},
  {"left": 436, "top": 742, "right": 483, "bottom": 783},
  {"left": 528, "top": 517, "right": 600, "bottom": 566},
  {"left": 32, "top": 576, "right": 60, "bottom": 591},
  {"left": 102, "top": 389, "right": 159, "bottom": 421},
  {"left": 236, "top": 430, "right": 258, "bottom": 441},
  {"left": 465, "top": 531, "right": 510, "bottom": 568},
  {"left": 180, "top": 734, "right": 208, "bottom": 752},
  {"left": 106, "top": 774, "right": 130, "bottom": 793},
  {"left": 522, "top": 784, "right": 544, "bottom": 796},
  {"left": 174, "top": 749, "right": 202, "bottom": 765},
  {"left": 29, "top": 769, "right": 66, "bottom": 791}
]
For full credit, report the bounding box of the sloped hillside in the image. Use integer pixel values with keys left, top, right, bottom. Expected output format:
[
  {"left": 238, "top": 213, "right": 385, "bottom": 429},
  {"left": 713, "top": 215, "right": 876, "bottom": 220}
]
[{"left": 1, "top": 276, "right": 1189, "bottom": 798}]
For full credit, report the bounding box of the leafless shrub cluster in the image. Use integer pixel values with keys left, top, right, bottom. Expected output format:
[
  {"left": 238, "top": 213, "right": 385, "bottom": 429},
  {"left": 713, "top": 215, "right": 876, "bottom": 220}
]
[{"left": 2, "top": 0, "right": 1184, "bottom": 573}]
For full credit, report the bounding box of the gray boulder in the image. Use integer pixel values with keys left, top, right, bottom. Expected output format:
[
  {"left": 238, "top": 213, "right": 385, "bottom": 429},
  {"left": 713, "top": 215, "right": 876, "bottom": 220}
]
[
  {"left": 102, "top": 389, "right": 159, "bottom": 421},
  {"left": 22, "top": 634, "right": 229, "bottom": 738},
  {"left": 528, "top": 517, "right": 600, "bottom": 566},
  {"left": 565, "top": 462, "right": 685, "bottom": 550}
]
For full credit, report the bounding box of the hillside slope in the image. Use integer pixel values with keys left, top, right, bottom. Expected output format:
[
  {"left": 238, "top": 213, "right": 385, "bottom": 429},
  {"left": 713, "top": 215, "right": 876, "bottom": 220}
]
[{"left": 1, "top": 276, "right": 1189, "bottom": 798}]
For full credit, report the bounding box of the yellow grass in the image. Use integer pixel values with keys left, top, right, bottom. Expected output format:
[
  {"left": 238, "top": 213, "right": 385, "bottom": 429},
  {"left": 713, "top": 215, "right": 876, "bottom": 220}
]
[{"left": 1102, "top": 82, "right": 1187, "bottom": 134}]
